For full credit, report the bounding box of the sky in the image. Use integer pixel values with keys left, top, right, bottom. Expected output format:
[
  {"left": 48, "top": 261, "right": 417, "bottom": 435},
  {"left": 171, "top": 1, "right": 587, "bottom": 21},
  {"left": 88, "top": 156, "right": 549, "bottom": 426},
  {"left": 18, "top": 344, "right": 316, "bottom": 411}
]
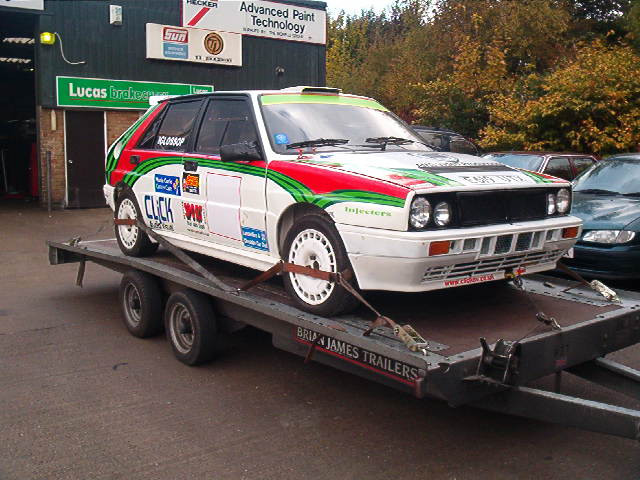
[{"left": 324, "top": 0, "right": 392, "bottom": 16}]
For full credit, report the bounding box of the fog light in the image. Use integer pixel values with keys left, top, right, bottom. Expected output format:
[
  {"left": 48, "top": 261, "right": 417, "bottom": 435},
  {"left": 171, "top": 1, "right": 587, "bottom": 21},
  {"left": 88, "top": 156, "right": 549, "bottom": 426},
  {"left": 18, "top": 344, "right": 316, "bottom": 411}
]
[
  {"left": 429, "top": 240, "right": 451, "bottom": 256},
  {"left": 562, "top": 226, "right": 579, "bottom": 239},
  {"left": 40, "top": 32, "right": 56, "bottom": 45}
]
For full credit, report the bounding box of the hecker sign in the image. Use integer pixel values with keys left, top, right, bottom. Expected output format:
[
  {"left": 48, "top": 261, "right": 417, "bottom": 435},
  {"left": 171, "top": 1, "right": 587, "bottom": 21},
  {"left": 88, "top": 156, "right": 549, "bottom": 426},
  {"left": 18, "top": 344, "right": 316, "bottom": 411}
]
[
  {"left": 56, "top": 77, "right": 214, "bottom": 109},
  {"left": 181, "top": 0, "right": 326, "bottom": 45}
]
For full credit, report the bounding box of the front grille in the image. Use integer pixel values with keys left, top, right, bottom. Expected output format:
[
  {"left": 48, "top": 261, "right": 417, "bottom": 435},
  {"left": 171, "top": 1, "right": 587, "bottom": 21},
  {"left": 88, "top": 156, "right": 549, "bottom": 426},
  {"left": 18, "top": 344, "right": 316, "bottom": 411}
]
[
  {"left": 457, "top": 190, "right": 548, "bottom": 227},
  {"left": 515, "top": 232, "right": 533, "bottom": 251},
  {"left": 422, "top": 249, "right": 564, "bottom": 283},
  {"left": 495, "top": 235, "right": 513, "bottom": 254}
]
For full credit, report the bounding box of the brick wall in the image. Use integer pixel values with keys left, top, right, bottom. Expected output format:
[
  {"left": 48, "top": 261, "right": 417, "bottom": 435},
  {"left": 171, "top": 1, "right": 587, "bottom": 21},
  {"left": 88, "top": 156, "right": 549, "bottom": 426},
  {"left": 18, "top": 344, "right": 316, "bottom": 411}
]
[
  {"left": 38, "top": 107, "right": 65, "bottom": 207},
  {"left": 38, "top": 108, "right": 141, "bottom": 208}
]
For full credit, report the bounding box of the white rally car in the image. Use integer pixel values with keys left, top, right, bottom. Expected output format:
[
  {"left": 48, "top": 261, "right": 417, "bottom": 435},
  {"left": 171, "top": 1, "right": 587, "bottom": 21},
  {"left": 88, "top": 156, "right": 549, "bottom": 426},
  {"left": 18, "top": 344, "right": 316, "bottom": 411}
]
[{"left": 104, "top": 86, "right": 582, "bottom": 315}]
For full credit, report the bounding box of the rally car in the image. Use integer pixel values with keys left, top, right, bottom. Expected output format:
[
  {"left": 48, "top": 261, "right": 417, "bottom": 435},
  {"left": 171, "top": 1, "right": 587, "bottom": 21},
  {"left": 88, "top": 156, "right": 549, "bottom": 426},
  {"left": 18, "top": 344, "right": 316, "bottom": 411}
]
[{"left": 104, "top": 86, "right": 581, "bottom": 315}]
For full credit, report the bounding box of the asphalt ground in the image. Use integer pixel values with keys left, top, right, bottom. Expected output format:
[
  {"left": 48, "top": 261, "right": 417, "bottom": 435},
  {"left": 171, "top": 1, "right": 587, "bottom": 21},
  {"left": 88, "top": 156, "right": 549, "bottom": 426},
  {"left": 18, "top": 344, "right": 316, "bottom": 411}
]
[{"left": 1, "top": 201, "right": 639, "bottom": 480}]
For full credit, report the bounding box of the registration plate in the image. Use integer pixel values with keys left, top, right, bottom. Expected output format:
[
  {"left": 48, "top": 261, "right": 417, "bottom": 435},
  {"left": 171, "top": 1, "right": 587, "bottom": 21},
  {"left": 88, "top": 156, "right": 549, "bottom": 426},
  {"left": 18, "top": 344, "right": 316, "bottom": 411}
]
[{"left": 563, "top": 248, "right": 574, "bottom": 259}]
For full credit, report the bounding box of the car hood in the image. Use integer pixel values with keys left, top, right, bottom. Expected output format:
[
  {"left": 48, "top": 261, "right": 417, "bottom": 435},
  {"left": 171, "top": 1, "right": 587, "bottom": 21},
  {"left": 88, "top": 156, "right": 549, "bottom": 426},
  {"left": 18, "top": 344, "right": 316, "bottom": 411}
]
[
  {"left": 572, "top": 192, "right": 640, "bottom": 230},
  {"left": 288, "top": 150, "right": 566, "bottom": 190}
]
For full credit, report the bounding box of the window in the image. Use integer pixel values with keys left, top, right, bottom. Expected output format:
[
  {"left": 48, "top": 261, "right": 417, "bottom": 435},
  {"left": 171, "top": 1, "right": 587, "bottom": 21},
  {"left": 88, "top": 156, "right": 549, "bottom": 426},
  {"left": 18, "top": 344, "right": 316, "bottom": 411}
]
[
  {"left": 136, "top": 112, "right": 164, "bottom": 149},
  {"left": 545, "top": 157, "right": 573, "bottom": 180},
  {"left": 152, "top": 100, "right": 203, "bottom": 151},
  {"left": 572, "top": 157, "right": 596, "bottom": 176},
  {"left": 195, "top": 99, "right": 258, "bottom": 155}
]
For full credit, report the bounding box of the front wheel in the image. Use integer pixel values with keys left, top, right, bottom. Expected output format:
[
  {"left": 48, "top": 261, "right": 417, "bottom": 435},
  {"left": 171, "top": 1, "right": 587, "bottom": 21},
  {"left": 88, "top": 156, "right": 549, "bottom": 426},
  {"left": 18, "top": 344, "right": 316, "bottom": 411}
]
[{"left": 282, "top": 215, "right": 359, "bottom": 317}]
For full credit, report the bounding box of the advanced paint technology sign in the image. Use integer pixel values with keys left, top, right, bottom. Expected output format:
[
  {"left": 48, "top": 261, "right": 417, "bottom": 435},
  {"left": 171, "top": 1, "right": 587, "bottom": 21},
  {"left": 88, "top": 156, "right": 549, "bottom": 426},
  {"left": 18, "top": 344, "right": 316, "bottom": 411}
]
[
  {"left": 146, "top": 23, "right": 242, "bottom": 66},
  {"left": 182, "top": 0, "right": 326, "bottom": 45}
]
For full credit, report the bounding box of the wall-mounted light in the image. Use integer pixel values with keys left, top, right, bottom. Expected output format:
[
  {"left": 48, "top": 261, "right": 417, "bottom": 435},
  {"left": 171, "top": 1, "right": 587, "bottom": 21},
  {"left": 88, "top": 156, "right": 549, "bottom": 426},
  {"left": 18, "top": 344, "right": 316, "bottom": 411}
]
[{"left": 40, "top": 32, "right": 55, "bottom": 45}]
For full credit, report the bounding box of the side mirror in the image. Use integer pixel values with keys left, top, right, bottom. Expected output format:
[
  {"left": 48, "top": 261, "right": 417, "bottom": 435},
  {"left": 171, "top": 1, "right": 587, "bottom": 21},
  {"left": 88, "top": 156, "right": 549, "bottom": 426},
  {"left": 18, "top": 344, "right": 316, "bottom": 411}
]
[{"left": 220, "top": 141, "right": 263, "bottom": 162}]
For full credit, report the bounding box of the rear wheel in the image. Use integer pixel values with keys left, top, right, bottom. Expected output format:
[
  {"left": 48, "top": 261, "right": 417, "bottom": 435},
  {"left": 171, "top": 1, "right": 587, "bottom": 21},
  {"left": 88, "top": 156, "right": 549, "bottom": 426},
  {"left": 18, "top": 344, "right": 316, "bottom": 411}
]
[
  {"left": 114, "top": 190, "right": 158, "bottom": 257},
  {"left": 165, "top": 290, "right": 218, "bottom": 366},
  {"left": 282, "top": 215, "right": 359, "bottom": 317},
  {"left": 119, "top": 270, "right": 163, "bottom": 338}
]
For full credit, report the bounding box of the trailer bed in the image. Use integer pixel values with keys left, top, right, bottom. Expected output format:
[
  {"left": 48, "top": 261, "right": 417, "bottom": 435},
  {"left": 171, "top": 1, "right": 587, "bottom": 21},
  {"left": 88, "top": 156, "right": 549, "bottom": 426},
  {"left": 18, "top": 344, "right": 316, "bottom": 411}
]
[{"left": 48, "top": 238, "right": 640, "bottom": 441}]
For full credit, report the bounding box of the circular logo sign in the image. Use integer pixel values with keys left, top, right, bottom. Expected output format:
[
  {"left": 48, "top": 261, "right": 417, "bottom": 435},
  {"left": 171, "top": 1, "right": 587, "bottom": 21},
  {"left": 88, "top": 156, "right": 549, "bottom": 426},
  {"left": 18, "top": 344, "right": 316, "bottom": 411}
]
[{"left": 204, "top": 32, "right": 224, "bottom": 55}]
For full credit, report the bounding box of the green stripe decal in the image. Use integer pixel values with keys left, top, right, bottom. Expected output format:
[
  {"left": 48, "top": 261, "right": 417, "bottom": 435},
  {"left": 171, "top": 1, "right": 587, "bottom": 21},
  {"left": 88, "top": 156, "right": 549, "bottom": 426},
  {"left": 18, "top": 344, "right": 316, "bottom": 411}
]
[
  {"left": 124, "top": 157, "right": 405, "bottom": 209},
  {"left": 260, "top": 94, "right": 388, "bottom": 111},
  {"left": 519, "top": 170, "right": 554, "bottom": 184},
  {"left": 388, "top": 168, "right": 462, "bottom": 186}
]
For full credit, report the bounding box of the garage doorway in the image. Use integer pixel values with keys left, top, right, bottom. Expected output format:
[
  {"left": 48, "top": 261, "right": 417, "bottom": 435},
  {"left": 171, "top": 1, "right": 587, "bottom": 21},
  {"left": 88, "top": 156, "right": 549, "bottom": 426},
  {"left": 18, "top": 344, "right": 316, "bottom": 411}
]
[
  {"left": 0, "top": 11, "right": 37, "bottom": 203},
  {"left": 65, "top": 110, "right": 106, "bottom": 208}
]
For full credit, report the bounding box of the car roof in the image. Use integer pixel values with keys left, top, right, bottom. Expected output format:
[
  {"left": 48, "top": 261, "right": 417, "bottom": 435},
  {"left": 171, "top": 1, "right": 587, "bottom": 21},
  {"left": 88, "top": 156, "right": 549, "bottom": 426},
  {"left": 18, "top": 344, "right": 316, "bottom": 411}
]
[
  {"left": 411, "top": 125, "right": 460, "bottom": 135},
  {"left": 605, "top": 153, "right": 640, "bottom": 160}
]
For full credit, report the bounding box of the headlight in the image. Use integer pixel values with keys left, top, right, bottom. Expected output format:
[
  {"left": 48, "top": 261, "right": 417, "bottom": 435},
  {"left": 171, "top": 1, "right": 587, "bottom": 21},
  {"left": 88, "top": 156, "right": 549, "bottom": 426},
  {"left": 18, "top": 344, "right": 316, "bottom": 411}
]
[
  {"left": 410, "top": 197, "right": 431, "bottom": 228},
  {"left": 556, "top": 188, "right": 570, "bottom": 213},
  {"left": 434, "top": 202, "right": 452, "bottom": 226},
  {"left": 546, "top": 193, "right": 557, "bottom": 215},
  {"left": 582, "top": 230, "right": 636, "bottom": 244}
]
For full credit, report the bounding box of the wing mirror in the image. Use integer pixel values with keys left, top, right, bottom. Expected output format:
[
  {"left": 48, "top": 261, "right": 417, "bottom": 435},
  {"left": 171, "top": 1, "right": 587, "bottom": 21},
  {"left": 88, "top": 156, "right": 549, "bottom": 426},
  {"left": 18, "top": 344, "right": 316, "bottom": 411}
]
[{"left": 220, "top": 141, "right": 263, "bottom": 162}]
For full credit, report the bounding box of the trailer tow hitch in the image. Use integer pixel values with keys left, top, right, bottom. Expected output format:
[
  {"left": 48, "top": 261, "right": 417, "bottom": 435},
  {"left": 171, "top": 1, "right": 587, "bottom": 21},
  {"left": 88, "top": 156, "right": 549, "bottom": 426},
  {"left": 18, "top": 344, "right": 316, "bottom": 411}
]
[{"left": 465, "top": 338, "right": 520, "bottom": 385}]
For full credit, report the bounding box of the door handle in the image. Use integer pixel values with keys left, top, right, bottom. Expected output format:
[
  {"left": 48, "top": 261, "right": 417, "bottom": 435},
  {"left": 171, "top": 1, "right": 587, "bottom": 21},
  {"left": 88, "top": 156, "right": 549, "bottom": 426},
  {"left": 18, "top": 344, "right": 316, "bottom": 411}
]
[
  {"left": 184, "top": 160, "right": 198, "bottom": 172},
  {"left": 130, "top": 155, "right": 140, "bottom": 165}
]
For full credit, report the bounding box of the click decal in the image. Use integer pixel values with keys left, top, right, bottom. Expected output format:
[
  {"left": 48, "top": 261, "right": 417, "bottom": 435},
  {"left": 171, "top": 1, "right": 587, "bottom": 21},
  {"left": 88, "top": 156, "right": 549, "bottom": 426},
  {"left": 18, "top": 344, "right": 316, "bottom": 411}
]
[{"left": 144, "top": 195, "right": 175, "bottom": 231}]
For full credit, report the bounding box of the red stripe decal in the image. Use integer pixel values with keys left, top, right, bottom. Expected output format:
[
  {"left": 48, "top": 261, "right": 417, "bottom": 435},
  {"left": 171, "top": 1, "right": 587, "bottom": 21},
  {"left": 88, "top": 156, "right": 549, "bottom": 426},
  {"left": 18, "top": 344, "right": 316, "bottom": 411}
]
[{"left": 187, "top": 7, "right": 210, "bottom": 26}]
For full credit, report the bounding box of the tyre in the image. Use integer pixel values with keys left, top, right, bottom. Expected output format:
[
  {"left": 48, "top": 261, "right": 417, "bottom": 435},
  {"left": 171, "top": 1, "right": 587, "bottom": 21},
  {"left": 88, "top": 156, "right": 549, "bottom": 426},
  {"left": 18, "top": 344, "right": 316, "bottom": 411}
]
[
  {"left": 119, "top": 270, "right": 164, "bottom": 338},
  {"left": 114, "top": 190, "right": 158, "bottom": 257},
  {"left": 282, "top": 215, "right": 360, "bottom": 317},
  {"left": 165, "top": 290, "right": 217, "bottom": 366}
]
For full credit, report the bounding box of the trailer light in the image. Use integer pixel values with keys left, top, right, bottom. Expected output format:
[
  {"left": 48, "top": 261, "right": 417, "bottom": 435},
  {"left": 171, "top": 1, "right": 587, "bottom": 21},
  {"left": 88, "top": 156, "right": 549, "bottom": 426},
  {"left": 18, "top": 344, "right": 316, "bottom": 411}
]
[
  {"left": 40, "top": 32, "right": 55, "bottom": 45},
  {"left": 429, "top": 240, "right": 450, "bottom": 256},
  {"left": 562, "top": 227, "right": 579, "bottom": 239}
]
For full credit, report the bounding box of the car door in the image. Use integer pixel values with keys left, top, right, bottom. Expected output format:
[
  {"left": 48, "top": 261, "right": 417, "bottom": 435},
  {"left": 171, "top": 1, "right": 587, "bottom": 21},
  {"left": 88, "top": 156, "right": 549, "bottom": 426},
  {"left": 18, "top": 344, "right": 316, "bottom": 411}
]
[
  {"left": 186, "top": 96, "right": 268, "bottom": 251},
  {"left": 129, "top": 99, "right": 204, "bottom": 236}
]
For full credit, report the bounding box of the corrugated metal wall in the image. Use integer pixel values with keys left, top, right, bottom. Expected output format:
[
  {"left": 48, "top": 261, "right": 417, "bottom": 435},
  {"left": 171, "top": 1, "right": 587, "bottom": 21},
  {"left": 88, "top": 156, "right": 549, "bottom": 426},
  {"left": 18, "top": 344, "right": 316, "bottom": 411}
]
[{"left": 37, "top": 0, "right": 327, "bottom": 108}]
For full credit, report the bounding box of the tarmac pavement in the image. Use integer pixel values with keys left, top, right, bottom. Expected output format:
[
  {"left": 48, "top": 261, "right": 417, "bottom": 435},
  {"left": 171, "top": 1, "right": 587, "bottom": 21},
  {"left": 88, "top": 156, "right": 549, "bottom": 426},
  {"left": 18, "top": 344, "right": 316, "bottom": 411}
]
[{"left": 1, "top": 201, "right": 639, "bottom": 480}]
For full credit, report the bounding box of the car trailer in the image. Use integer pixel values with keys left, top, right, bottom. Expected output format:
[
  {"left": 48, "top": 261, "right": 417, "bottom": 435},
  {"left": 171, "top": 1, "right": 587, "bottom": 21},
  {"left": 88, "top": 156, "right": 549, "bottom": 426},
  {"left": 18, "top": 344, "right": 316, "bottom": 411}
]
[{"left": 48, "top": 231, "right": 640, "bottom": 441}]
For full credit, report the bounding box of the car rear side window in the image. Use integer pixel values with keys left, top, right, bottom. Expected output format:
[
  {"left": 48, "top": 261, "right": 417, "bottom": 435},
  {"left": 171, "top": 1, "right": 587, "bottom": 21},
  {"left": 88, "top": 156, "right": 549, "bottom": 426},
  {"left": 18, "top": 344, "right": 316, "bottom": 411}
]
[
  {"left": 147, "top": 100, "right": 203, "bottom": 151},
  {"left": 572, "top": 157, "right": 596, "bottom": 176},
  {"left": 194, "top": 99, "right": 258, "bottom": 155},
  {"left": 546, "top": 157, "right": 573, "bottom": 180}
]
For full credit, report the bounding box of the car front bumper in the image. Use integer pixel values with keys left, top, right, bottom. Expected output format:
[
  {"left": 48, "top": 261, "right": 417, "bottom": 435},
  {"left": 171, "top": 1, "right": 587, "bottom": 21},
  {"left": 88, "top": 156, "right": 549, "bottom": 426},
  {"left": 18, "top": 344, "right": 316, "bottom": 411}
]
[
  {"left": 337, "top": 216, "right": 582, "bottom": 292},
  {"left": 562, "top": 242, "right": 640, "bottom": 280},
  {"left": 103, "top": 184, "right": 115, "bottom": 210}
]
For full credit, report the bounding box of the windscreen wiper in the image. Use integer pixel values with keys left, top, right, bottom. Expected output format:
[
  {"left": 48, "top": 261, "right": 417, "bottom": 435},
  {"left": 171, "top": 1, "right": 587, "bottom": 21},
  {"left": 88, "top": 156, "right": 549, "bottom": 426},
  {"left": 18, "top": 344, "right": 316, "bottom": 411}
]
[
  {"left": 286, "top": 138, "right": 349, "bottom": 149},
  {"left": 574, "top": 188, "right": 620, "bottom": 195},
  {"left": 622, "top": 192, "right": 640, "bottom": 197},
  {"left": 362, "top": 136, "right": 438, "bottom": 151}
]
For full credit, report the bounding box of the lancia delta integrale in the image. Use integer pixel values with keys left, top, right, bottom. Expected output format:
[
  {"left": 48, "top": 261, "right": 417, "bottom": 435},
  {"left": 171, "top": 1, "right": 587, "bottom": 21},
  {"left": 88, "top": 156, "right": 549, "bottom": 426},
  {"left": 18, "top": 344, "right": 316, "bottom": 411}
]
[{"left": 104, "top": 87, "right": 581, "bottom": 315}]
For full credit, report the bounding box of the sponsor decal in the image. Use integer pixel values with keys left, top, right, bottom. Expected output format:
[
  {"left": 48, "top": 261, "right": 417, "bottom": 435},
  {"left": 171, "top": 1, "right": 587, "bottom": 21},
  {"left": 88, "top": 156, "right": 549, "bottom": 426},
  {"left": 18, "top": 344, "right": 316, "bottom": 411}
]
[
  {"left": 162, "top": 27, "right": 189, "bottom": 59},
  {"left": 241, "top": 227, "right": 269, "bottom": 251},
  {"left": 144, "top": 195, "right": 175, "bottom": 231},
  {"left": 344, "top": 206, "right": 391, "bottom": 217},
  {"left": 163, "top": 27, "right": 189, "bottom": 43},
  {"left": 182, "top": 201, "right": 208, "bottom": 234},
  {"left": 182, "top": 172, "right": 200, "bottom": 194},
  {"left": 154, "top": 174, "right": 181, "bottom": 196},
  {"left": 443, "top": 273, "right": 496, "bottom": 287},
  {"left": 295, "top": 327, "right": 420, "bottom": 385},
  {"left": 454, "top": 173, "right": 530, "bottom": 185}
]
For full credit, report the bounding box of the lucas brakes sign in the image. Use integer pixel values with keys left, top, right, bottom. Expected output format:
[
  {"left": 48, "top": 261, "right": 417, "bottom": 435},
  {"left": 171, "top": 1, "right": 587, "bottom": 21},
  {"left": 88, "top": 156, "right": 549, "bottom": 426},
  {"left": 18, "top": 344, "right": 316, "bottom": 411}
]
[
  {"left": 56, "top": 76, "right": 214, "bottom": 110},
  {"left": 182, "top": 0, "right": 326, "bottom": 45}
]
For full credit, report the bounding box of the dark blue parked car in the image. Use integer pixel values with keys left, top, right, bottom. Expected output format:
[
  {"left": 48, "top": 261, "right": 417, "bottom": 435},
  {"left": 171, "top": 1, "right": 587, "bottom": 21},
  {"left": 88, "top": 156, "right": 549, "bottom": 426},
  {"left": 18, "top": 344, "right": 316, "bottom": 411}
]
[{"left": 564, "top": 154, "right": 640, "bottom": 279}]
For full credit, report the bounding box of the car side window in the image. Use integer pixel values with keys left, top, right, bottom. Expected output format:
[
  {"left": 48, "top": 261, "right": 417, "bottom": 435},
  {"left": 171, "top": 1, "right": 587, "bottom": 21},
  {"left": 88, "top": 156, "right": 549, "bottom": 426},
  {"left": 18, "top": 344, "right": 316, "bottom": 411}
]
[
  {"left": 151, "top": 100, "right": 203, "bottom": 151},
  {"left": 572, "top": 157, "right": 595, "bottom": 176},
  {"left": 136, "top": 110, "right": 165, "bottom": 149},
  {"left": 194, "top": 99, "right": 258, "bottom": 155},
  {"left": 545, "top": 157, "right": 573, "bottom": 180}
]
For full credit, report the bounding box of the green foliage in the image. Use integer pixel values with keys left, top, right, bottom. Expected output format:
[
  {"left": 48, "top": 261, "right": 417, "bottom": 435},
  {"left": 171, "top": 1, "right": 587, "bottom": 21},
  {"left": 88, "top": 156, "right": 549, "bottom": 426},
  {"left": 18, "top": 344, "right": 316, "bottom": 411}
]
[{"left": 326, "top": 0, "right": 639, "bottom": 154}]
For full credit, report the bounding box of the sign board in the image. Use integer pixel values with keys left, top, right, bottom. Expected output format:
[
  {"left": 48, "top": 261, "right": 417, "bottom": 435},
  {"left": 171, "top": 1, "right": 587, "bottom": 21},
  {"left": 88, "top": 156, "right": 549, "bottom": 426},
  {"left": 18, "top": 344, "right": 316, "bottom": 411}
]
[
  {"left": 56, "top": 77, "right": 214, "bottom": 110},
  {"left": 181, "top": 0, "right": 326, "bottom": 45},
  {"left": 146, "top": 23, "right": 242, "bottom": 66},
  {"left": 1, "top": 0, "right": 43, "bottom": 10}
]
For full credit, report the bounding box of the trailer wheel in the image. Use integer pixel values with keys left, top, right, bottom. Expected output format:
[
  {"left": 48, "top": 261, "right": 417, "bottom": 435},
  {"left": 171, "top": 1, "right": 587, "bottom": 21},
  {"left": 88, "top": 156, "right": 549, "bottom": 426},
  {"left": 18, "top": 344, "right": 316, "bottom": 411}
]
[
  {"left": 119, "top": 270, "right": 164, "bottom": 338},
  {"left": 114, "top": 190, "right": 158, "bottom": 257},
  {"left": 165, "top": 290, "right": 217, "bottom": 366}
]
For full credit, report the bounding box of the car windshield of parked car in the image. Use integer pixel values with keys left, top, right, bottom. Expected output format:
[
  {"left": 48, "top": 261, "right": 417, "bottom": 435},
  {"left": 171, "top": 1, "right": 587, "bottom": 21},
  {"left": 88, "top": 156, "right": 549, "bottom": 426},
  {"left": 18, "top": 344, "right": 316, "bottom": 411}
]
[
  {"left": 573, "top": 159, "right": 640, "bottom": 195},
  {"left": 260, "top": 95, "right": 430, "bottom": 154},
  {"left": 484, "top": 153, "right": 544, "bottom": 171}
]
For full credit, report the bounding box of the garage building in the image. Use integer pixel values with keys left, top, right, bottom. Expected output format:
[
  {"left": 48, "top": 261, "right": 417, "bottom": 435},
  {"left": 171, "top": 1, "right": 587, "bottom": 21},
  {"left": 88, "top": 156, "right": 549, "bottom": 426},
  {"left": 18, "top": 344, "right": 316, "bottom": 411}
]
[{"left": 0, "top": 0, "right": 326, "bottom": 208}]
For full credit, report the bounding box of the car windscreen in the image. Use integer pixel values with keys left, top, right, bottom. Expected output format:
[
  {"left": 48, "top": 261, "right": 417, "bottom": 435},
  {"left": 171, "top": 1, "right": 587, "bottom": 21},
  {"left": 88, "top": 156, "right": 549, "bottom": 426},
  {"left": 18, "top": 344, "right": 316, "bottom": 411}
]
[
  {"left": 573, "top": 159, "right": 640, "bottom": 195},
  {"left": 449, "top": 136, "right": 478, "bottom": 155},
  {"left": 484, "top": 153, "right": 544, "bottom": 171},
  {"left": 260, "top": 95, "right": 430, "bottom": 154}
]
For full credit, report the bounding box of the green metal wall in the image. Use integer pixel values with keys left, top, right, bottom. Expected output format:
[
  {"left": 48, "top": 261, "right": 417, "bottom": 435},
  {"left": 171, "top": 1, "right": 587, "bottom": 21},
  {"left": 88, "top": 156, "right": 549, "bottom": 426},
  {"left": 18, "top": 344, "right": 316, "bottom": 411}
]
[{"left": 36, "top": 0, "right": 327, "bottom": 108}]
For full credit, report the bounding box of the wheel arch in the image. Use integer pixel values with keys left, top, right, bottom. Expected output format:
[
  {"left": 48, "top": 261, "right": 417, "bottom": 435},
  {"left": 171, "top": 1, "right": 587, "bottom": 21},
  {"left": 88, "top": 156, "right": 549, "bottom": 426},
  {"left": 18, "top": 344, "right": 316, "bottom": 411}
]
[{"left": 276, "top": 203, "right": 333, "bottom": 258}]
